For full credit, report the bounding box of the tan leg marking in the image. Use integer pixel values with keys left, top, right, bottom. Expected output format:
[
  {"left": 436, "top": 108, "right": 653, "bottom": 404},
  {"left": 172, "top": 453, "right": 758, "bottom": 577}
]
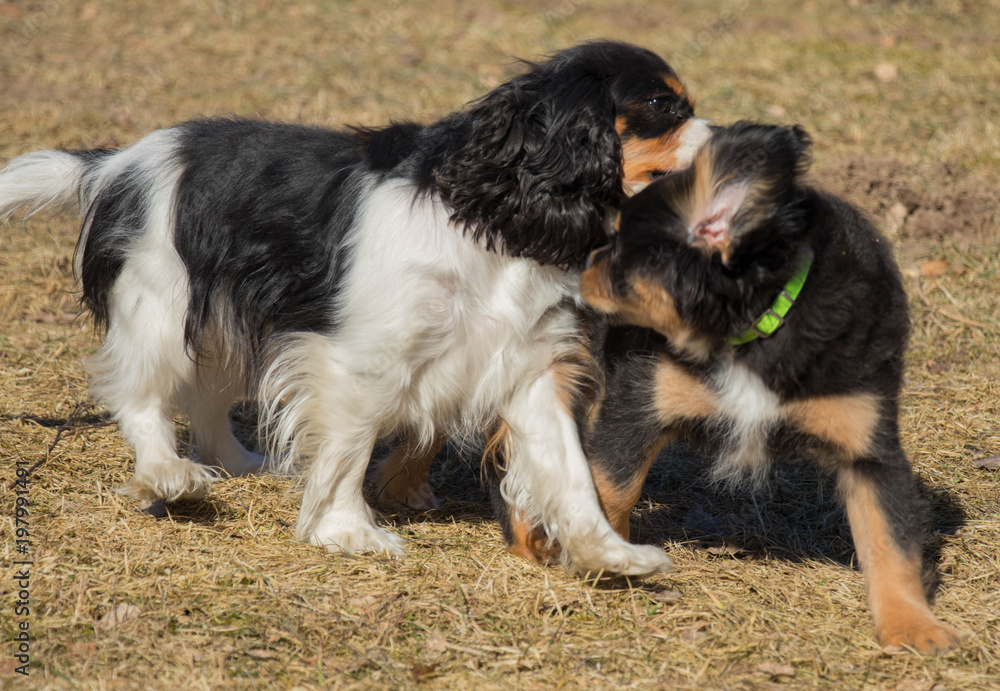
[
  {"left": 587, "top": 357, "right": 717, "bottom": 540},
  {"left": 783, "top": 393, "right": 881, "bottom": 459},
  {"left": 376, "top": 434, "right": 446, "bottom": 510},
  {"left": 653, "top": 357, "right": 718, "bottom": 424},
  {"left": 507, "top": 507, "right": 559, "bottom": 564},
  {"left": 551, "top": 336, "right": 600, "bottom": 413},
  {"left": 591, "top": 434, "right": 674, "bottom": 541},
  {"left": 839, "top": 469, "right": 961, "bottom": 653}
]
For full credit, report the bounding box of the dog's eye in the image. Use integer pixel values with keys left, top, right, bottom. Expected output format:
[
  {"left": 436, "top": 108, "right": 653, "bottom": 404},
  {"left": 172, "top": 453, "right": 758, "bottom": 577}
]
[
  {"left": 647, "top": 97, "right": 672, "bottom": 113},
  {"left": 646, "top": 98, "right": 687, "bottom": 124}
]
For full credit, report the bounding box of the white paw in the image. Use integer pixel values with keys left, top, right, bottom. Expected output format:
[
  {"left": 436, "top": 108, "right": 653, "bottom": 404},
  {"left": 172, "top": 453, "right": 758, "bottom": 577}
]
[
  {"left": 565, "top": 537, "right": 673, "bottom": 577},
  {"left": 118, "top": 457, "right": 216, "bottom": 502},
  {"left": 306, "top": 512, "right": 406, "bottom": 556}
]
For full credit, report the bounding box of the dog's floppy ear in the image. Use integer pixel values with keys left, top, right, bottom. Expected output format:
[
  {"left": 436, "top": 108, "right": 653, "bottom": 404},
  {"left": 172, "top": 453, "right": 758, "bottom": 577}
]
[
  {"left": 680, "top": 122, "right": 812, "bottom": 261},
  {"left": 435, "top": 65, "right": 623, "bottom": 268}
]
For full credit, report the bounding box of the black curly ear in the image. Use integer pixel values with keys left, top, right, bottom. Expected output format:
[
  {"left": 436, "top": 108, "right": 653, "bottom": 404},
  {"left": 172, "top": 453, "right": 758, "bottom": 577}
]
[{"left": 435, "top": 66, "right": 623, "bottom": 268}]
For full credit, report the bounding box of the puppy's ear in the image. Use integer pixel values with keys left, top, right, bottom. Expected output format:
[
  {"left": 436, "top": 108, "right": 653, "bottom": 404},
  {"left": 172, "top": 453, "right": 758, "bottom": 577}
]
[
  {"left": 679, "top": 123, "right": 812, "bottom": 261},
  {"left": 435, "top": 68, "right": 623, "bottom": 268}
]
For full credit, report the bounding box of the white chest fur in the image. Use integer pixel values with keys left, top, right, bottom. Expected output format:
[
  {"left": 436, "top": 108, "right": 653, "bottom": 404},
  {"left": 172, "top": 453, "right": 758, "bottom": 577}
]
[
  {"left": 709, "top": 359, "right": 783, "bottom": 486},
  {"left": 337, "top": 180, "right": 580, "bottom": 439}
]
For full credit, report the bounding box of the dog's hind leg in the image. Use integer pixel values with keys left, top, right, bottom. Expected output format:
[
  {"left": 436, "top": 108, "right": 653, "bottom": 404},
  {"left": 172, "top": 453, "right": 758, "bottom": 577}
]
[
  {"left": 91, "top": 289, "right": 216, "bottom": 503},
  {"left": 182, "top": 375, "right": 266, "bottom": 479},
  {"left": 787, "top": 394, "right": 961, "bottom": 653},
  {"left": 299, "top": 427, "right": 405, "bottom": 555},
  {"left": 838, "top": 454, "right": 961, "bottom": 653}
]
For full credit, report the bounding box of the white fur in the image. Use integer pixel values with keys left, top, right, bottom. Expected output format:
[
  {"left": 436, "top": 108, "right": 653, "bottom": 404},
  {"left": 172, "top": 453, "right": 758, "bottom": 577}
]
[
  {"left": 1, "top": 132, "right": 264, "bottom": 502},
  {"left": 501, "top": 369, "right": 674, "bottom": 575},
  {"left": 255, "top": 180, "right": 669, "bottom": 572},
  {"left": 709, "top": 358, "right": 782, "bottom": 487},
  {"left": 0, "top": 150, "right": 88, "bottom": 222},
  {"left": 673, "top": 118, "right": 715, "bottom": 170},
  {"left": 90, "top": 133, "right": 265, "bottom": 500},
  {"left": 0, "top": 139, "right": 674, "bottom": 574},
  {"left": 623, "top": 118, "right": 715, "bottom": 195}
]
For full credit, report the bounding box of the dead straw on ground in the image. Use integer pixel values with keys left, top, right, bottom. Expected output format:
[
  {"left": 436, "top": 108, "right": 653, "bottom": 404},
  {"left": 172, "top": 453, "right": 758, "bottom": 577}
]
[{"left": 1, "top": 1, "right": 999, "bottom": 689}]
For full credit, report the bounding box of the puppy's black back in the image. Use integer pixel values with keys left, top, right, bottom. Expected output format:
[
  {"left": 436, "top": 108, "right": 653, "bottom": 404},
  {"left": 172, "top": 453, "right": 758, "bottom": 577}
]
[{"left": 739, "top": 188, "right": 909, "bottom": 400}]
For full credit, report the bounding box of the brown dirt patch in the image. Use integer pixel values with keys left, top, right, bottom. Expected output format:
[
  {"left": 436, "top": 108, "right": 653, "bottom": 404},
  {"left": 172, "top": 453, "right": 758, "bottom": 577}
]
[{"left": 815, "top": 156, "right": 999, "bottom": 256}]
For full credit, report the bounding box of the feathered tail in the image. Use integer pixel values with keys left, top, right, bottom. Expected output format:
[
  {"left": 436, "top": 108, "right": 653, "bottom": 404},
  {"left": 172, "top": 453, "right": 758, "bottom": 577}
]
[{"left": 0, "top": 149, "right": 102, "bottom": 222}]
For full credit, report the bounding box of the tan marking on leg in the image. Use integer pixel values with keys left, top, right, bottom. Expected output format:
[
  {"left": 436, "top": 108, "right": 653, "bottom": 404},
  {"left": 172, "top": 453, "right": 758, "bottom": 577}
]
[
  {"left": 839, "top": 469, "right": 961, "bottom": 653},
  {"left": 507, "top": 507, "right": 559, "bottom": 564},
  {"left": 482, "top": 418, "right": 557, "bottom": 563},
  {"left": 783, "top": 393, "right": 881, "bottom": 459},
  {"left": 482, "top": 418, "right": 513, "bottom": 477},
  {"left": 591, "top": 434, "right": 673, "bottom": 541},
  {"left": 376, "top": 434, "right": 445, "bottom": 510},
  {"left": 552, "top": 339, "right": 600, "bottom": 418},
  {"left": 654, "top": 358, "right": 718, "bottom": 424}
]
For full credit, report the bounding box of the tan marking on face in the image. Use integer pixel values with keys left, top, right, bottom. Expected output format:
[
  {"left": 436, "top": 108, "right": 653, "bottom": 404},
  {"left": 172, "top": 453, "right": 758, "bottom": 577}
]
[
  {"left": 838, "top": 469, "right": 961, "bottom": 653},
  {"left": 580, "top": 265, "right": 712, "bottom": 360},
  {"left": 591, "top": 436, "right": 672, "bottom": 541},
  {"left": 578, "top": 251, "right": 620, "bottom": 314},
  {"left": 628, "top": 278, "right": 687, "bottom": 336},
  {"left": 782, "top": 394, "right": 881, "bottom": 460},
  {"left": 507, "top": 508, "right": 559, "bottom": 564},
  {"left": 654, "top": 358, "right": 718, "bottom": 424},
  {"left": 376, "top": 433, "right": 446, "bottom": 507},
  {"left": 620, "top": 130, "right": 687, "bottom": 193},
  {"left": 662, "top": 74, "right": 691, "bottom": 103}
]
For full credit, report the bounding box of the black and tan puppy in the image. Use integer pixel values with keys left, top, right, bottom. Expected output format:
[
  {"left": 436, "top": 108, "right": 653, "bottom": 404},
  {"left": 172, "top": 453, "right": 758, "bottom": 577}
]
[{"left": 576, "top": 122, "right": 960, "bottom": 653}]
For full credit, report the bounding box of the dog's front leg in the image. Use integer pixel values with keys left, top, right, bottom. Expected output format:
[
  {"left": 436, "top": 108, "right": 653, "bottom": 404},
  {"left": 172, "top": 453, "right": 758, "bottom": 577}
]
[
  {"left": 501, "top": 367, "right": 673, "bottom": 577},
  {"left": 838, "top": 452, "right": 961, "bottom": 653}
]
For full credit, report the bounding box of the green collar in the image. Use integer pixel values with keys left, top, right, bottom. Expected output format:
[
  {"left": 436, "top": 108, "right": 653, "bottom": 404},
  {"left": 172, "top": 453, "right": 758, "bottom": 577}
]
[{"left": 727, "top": 251, "right": 813, "bottom": 346}]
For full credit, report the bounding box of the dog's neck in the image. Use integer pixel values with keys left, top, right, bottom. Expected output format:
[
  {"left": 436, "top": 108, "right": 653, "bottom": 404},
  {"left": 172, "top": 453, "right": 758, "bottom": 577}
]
[{"left": 726, "top": 250, "right": 813, "bottom": 346}]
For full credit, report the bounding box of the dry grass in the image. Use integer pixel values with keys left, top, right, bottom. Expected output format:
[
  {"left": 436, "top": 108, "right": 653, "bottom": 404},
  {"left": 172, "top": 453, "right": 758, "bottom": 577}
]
[{"left": 1, "top": 1, "right": 999, "bottom": 688}]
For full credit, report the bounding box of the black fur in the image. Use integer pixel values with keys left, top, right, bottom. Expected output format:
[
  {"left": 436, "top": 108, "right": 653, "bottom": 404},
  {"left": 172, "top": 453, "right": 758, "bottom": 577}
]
[
  {"left": 78, "top": 160, "right": 152, "bottom": 331},
  {"left": 582, "top": 122, "right": 920, "bottom": 551},
  {"left": 172, "top": 119, "right": 367, "bottom": 372},
  {"left": 435, "top": 41, "right": 690, "bottom": 268},
  {"left": 73, "top": 41, "right": 696, "bottom": 382}
]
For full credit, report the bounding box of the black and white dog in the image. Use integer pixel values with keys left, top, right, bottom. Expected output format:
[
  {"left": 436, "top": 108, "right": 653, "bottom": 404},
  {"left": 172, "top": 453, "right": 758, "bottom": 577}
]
[{"left": 0, "top": 41, "right": 711, "bottom": 575}]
